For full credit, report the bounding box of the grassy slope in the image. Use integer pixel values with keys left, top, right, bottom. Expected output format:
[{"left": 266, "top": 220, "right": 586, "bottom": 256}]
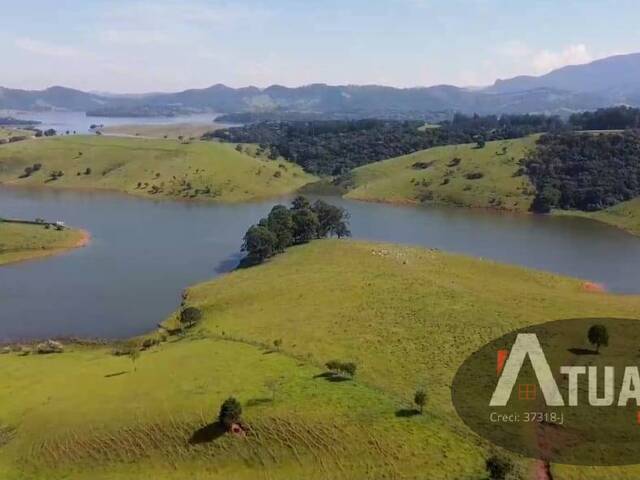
[
  {"left": 557, "top": 198, "right": 640, "bottom": 236},
  {"left": 0, "top": 222, "right": 86, "bottom": 265},
  {"left": 0, "top": 128, "right": 32, "bottom": 140},
  {"left": 346, "top": 136, "right": 537, "bottom": 211},
  {"left": 3, "top": 240, "right": 640, "bottom": 479},
  {"left": 101, "top": 123, "right": 224, "bottom": 139},
  {"left": 0, "top": 136, "right": 315, "bottom": 202}
]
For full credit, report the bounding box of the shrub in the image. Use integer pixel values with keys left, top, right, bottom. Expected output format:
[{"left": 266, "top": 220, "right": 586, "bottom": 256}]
[
  {"left": 485, "top": 454, "right": 513, "bottom": 480},
  {"left": 465, "top": 172, "right": 484, "bottom": 180},
  {"left": 179, "top": 306, "right": 202, "bottom": 328}
]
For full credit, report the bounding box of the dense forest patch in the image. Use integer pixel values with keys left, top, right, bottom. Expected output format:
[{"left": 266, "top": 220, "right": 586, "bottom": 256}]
[{"left": 526, "top": 131, "right": 640, "bottom": 213}]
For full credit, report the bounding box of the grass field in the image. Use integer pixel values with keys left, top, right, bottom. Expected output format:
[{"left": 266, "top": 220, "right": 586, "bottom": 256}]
[
  {"left": 0, "top": 222, "right": 87, "bottom": 265},
  {"left": 3, "top": 239, "right": 640, "bottom": 479},
  {"left": 101, "top": 123, "right": 224, "bottom": 140},
  {"left": 345, "top": 136, "right": 538, "bottom": 211},
  {"left": 0, "top": 136, "right": 315, "bottom": 202}
]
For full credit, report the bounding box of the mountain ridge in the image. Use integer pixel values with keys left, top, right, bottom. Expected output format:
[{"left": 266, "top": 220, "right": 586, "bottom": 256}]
[{"left": 2, "top": 52, "right": 639, "bottom": 117}]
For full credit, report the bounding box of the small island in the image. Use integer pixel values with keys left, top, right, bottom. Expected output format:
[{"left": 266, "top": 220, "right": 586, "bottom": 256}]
[{"left": 0, "top": 219, "right": 89, "bottom": 266}]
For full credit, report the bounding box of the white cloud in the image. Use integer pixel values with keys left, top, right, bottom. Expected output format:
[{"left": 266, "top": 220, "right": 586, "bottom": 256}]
[
  {"left": 15, "top": 38, "right": 84, "bottom": 58},
  {"left": 531, "top": 44, "right": 592, "bottom": 73}
]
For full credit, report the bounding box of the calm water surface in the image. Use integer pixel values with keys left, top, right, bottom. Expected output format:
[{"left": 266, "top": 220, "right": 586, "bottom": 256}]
[
  {"left": 2, "top": 187, "right": 640, "bottom": 341},
  {"left": 2, "top": 110, "right": 222, "bottom": 134}
]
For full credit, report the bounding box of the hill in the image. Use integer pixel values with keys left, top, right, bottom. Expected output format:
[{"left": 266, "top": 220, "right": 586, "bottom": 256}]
[
  {"left": 0, "top": 222, "right": 88, "bottom": 265},
  {"left": 487, "top": 52, "right": 640, "bottom": 99},
  {"left": 344, "top": 136, "right": 537, "bottom": 210},
  {"left": 2, "top": 240, "right": 640, "bottom": 479},
  {"left": 0, "top": 136, "right": 315, "bottom": 202}
]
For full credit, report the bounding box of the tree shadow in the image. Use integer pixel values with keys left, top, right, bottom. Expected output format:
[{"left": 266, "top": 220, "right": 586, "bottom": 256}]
[
  {"left": 213, "top": 252, "right": 243, "bottom": 274},
  {"left": 395, "top": 408, "right": 421, "bottom": 418},
  {"left": 104, "top": 371, "right": 128, "bottom": 378},
  {"left": 189, "top": 422, "right": 226, "bottom": 445},
  {"left": 246, "top": 397, "right": 273, "bottom": 407},
  {"left": 568, "top": 348, "right": 598, "bottom": 356},
  {"left": 313, "top": 371, "right": 351, "bottom": 383}
]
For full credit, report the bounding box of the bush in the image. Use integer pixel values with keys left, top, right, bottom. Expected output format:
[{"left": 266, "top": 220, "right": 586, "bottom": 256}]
[
  {"left": 325, "top": 360, "right": 357, "bottom": 378},
  {"left": 465, "top": 172, "right": 484, "bottom": 180},
  {"left": 180, "top": 306, "right": 202, "bottom": 328},
  {"left": 486, "top": 454, "right": 513, "bottom": 480}
]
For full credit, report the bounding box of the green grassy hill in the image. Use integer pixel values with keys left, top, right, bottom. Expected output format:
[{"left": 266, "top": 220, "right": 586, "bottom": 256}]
[
  {"left": 554, "top": 198, "right": 640, "bottom": 237},
  {"left": 0, "top": 136, "right": 316, "bottom": 202},
  {"left": 0, "top": 222, "right": 87, "bottom": 265},
  {"left": 3, "top": 240, "right": 640, "bottom": 479},
  {"left": 345, "top": 136, "right": 538, "bottom": 210}
]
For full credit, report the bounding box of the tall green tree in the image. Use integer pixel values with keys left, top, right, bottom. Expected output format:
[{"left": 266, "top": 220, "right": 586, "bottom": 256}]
[
  {"left": 266, "top": 205, "right": 294, "bottom": 251},
  {"left": 292, "top": 208, "right": 319, "bottom": 244},
  {"left": 242, "top": 225, "right": 277, "bottom": 262},
  {"left": 312, "top": 199, "right": 351, "bottom": 238}
]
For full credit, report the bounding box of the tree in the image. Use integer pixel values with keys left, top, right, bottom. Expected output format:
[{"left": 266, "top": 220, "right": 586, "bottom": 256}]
[
  {"left": 242, "top": 225, "right": 277, "bottom": 262},
  {"left": 414, "top": 388, "right": 427, "bottom": 414},
  {"left": 291, "top": 195, "right": 311, "bottom": 211},
  {"left": 266, "top": 205, "right": 294, "bottom": 251},
  {"left": 312, "top": 200, "right": 351, "bottom": 238},
  {"left": 588, "top": 324, "right": 609, "bottom": 353},
  {"left": 218, "top": 397, "right": 242, "bottom": 429},
  {"left": 292, "top": 208, "right": 319, "bottom": 244},
  {"left": 485, "top": 454, "right": 513, "bottom": 480},
  {"left": 128, "top": 347, "right": 140, "bottom": 371},
  {"left": 44, "top": 128, "right": 57, "bottom": 137},
  {"left": 180, "top": 306, "right": 202, "bottom": 328}
]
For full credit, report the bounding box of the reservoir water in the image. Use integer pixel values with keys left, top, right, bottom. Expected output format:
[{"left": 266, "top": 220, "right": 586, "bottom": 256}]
[{"left": 2, "top": 187, "right": 640, "bottom": 341}]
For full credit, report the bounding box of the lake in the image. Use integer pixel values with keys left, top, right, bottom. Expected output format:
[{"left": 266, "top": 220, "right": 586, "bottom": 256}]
[
  {"left": 1, "top": 110, "right": 223, "bottom": 134},
  {"left": 2, "top": 187, "right": 640, "bottom": 342}
]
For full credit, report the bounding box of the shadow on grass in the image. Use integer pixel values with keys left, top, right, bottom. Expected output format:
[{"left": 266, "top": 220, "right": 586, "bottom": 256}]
[
  {"left": 104, "top": 371, "right": 128, "bottom": 378},
  {"left": 246, "top": 397, "right": 273, "bottom": 407},
  {"left": 313, "top": 371, "right": 351, "bottom": 383},
  {"left": 189, "top": 422, "right": 226, "bottom": 445},
  {"left": 395, "top": 408, "right": 421, "bottom": 418},
  {"left": 568, "top": 348, "right": 598, "bottom": 356}
]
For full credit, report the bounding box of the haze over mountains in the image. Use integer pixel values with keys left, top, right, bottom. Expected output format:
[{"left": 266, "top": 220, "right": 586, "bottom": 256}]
[{"left": 2, "top": 53, "right": 639, "bottom": 118}]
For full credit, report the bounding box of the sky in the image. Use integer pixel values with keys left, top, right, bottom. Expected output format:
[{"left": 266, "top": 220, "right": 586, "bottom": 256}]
[{"left": 1, "top": 0, "right": 639, "bottom": 93}]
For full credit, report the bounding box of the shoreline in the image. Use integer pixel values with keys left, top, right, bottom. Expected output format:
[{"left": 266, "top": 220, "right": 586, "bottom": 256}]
[{"left": 0, "top": 227, "right": 91, "bottom": 267}]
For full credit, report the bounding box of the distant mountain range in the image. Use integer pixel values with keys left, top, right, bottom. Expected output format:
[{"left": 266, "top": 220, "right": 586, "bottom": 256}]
[{"left": 2, "top": 53, "right": 640, "bottom": 118}]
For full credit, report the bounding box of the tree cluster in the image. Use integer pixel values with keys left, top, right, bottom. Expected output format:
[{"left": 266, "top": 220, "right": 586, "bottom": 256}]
[
  {"left": 569, "top": 106, "right": 640, "bottom": 131},
  {"left": 241, "top": 196, "right": 350, "bottom": 264},
  {"left": 526, "top": 131, "right": 640, "bottom": 212}
]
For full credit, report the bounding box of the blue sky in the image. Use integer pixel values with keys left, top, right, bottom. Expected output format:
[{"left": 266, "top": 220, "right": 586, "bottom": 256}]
[{"left": 2, "top": 0, "right": 639, "bottom": 92}]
